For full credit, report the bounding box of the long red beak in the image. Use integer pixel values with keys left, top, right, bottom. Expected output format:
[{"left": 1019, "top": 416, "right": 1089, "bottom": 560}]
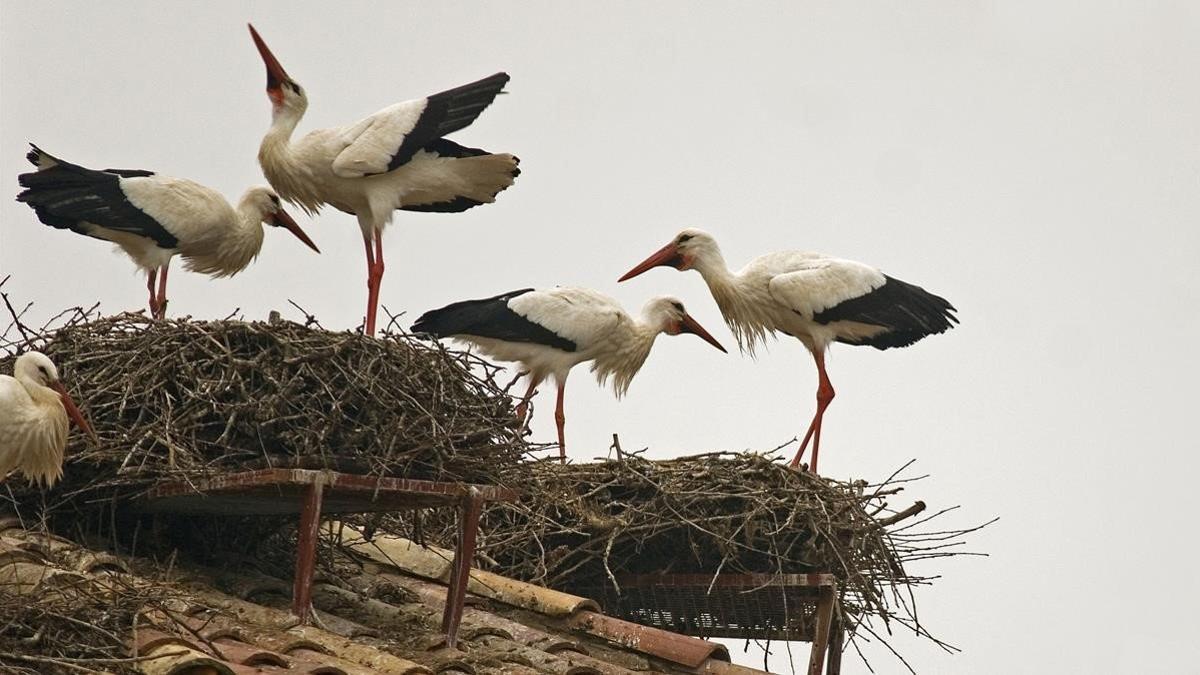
[
  {"left": 618, "top": 242, "right": 683, "bottom": 282},
  {"left": 679, "top": 313, "right": 727, "bottom": 353},
  {"left": 248, "top": 24, "right": 290, "bottom": 93},
  {"left": 274, "top": 209, "right": 320, "bottom": 253},
  {"left": 49, "top": 381, "right": 98, "bottom": 444}
]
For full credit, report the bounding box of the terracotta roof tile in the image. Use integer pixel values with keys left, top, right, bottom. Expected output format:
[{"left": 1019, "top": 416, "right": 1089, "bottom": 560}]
[{"left": 1, "top": 521, "right": 774, "bottom": 675}]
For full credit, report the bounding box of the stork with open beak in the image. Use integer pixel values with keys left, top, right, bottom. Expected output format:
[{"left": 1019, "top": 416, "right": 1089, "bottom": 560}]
[
  {"left": 249, "top": 24, "right": 520, "bottom": 336},
  {"left": 17, "top": 145, "right": 319, "bottom": 319},
  {"left": 412, "top": 287, "right": 726, "bottom": 462},
  {"left": 620, "top": 229, "right": 958, "bottom": 473},
  {"left": 0, "top": 352, "right": 96, "bottom": 488}
]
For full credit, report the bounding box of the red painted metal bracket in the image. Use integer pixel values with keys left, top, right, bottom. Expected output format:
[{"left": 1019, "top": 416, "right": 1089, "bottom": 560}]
[
  {"left": 441, "top": 486, "right": 483, "bottom": 649},
  {"left": 140, "top": 469, "right": 516, "bottom": 645}
]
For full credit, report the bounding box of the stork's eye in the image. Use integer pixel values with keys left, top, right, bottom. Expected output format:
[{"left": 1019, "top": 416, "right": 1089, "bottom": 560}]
[
  {"left": 38, "top": 365, "right": 49, "bottom": 380},
  {"left": 269, "top": 194, "right": 281, "bottom": 207},
  {"left": 288, "top": 82, "right": 303, "bottom": 95},
  {"left": 677, "top": 234, "right": 694, "bottom": 244},
  {"left": 671, "top": 301, "right": 684, "bottom": 312}
]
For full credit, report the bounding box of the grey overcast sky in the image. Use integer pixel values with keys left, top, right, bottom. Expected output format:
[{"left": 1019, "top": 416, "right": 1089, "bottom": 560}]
[{"left": 3, "top": 2, "right": 1199, "bottom": 672}]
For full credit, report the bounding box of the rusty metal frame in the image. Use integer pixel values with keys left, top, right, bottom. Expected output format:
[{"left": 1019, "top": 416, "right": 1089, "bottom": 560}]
[
  {"left": 292, "top": 478, "right": 325, "bottom": 623},
  {"left": 140, "top": 469, "right": 516, "bottom": 645},
  {"left": 440, "top": 487, "right": 483, "bottom": 649},
  {"left": 826, "top": 614, "right": 844, "bottom": 675},
  {"left": 583, "top": 571, "right": 840, "bottom": 672},
  {"left": 806, "top": 584, "right": 836, "bottom": 675}
]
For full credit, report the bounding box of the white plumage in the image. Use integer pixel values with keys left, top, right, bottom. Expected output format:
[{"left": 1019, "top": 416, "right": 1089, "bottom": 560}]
[
  {"left": 17, "top": 145, "right": 319, "bottom": 319},
  {"left": 0, "top": 352, "right": 95, "bottom": 488},
  {"left": 620, "top": 228, "right": 958, "bottom": 472},
  {"left": 412, "top": 287, "right": 726, "bottom": 461},
  {"left": 249, "top": 24, "right": 520, "bottom": 336}
]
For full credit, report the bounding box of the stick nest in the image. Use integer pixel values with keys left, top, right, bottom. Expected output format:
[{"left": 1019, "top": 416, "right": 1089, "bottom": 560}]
[
  {"left": 380, "top": 452, "right": 989, "bottom": 668},
  {"left": 1, "top": 310, "right": 532, "bottom": 509}
]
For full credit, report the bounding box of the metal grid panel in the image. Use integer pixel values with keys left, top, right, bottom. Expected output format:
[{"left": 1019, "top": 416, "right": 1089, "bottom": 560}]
[{"left": 582, "top": 573, "right": 835, "bottom": 641}]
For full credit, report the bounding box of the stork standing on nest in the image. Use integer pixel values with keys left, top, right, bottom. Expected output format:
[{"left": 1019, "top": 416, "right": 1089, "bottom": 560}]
[
  {"left": 17, "top": 145, "right": 320, "bottom": 319},
  {"left": 0, "top": 352, "right": 96, "bottom": 488},
  {"left": 619, "top": 229, "right": 957, "bottom": 473},
  {"left": 412, "top": 287, "right": 727, "bottom": 462},
  {"left": 248, "top": 24, "right": 520, "bottom": 336}
]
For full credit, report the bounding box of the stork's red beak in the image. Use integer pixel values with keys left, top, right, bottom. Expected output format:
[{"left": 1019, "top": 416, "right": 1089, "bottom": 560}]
[
  {"left": 273, "top": 209, "right": 320, "bottom": 253},
  {"left": 679, "top": 314, "right": 727, "bottom": 353},
  {"left": 618, "top": 242, "right": 684, "bottom": 282},
  {"left": 49, "top": 381, "right": 98, "bottom": 444},
  {"left": 248, "top": 24, "right": 290, "bottom": 96}
]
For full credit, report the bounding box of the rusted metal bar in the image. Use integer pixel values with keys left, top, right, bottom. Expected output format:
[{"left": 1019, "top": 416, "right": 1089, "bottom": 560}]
[
  {"left": 293, "top": 477, "right": 326, "bottom": 624},
  {"left": 826, "top": 615, "right": 844, "bottom": 675},
  {"left": 807, "top": 586, "right": 835, "bottom": 675},
  {"left": 144, "top": 468, "right": 516, "bottom": 509},
  {"left": 441, "top": 486, "right": 483, "bottom": 648},
  {"left": 615, "top": 572, "right": 836, "bottom": 589}
]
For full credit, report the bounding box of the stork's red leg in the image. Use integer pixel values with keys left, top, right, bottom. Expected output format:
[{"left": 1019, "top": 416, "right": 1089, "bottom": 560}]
[
  {"left": 514, "top": 376, "right": 541, "bottom": 425},
  {"left": 146, "top": 269, "right": 160, "bottom": 318},
  {"left": 554, "top": 381, "right": 567, "bottom": 464},
  {"left": 156, "top": 261, "right": 170, "bottom": 319},
  {"left": 362, "top": 232, "right": 384, "bottom": 336},
  {"left": 790, "top": 349, "right": 835, "bottom": 473},
  {"left": 373, "top": 232, "right": 385, "bottom": 329}
]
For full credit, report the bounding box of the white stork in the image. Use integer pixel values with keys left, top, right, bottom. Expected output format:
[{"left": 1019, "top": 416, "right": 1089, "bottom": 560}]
[
  {"left": 619, "top": 229, "right": 957, "bottom": 473},
  {"left": 411, "top": 287, "right": 726, "bottom": 462},
  {"left": 0, "top": 352, "right": 95, "bottom": 488},
  {"left": 17, "top": 145, "right": 319, "bottom": 319},
  {"left": 249, "top": 24, "right": 520, "bottom": 336}
]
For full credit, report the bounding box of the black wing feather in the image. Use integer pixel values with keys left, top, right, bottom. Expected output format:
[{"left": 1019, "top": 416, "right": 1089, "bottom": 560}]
[
  {"left": 411, "top": 288, "right": 577, "bottom": 352},
  {"left": 814, "top": 275, "right": 958, "bottom": 350},
  {"left": 386, "top": 72, "right": 510, "bottom": 170},
  {"left": 16, "top": 145, "right": 177, "bottom": 249}
]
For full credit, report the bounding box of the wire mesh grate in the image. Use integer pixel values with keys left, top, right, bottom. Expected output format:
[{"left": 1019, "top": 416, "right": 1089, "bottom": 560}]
[{"left": 580, "top": 573, "right": 836, "bottom": 641}]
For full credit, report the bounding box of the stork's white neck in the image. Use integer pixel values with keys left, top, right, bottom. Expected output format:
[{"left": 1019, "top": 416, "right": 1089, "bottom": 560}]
[
  {"left": 15, "top": 375, "right": 59, "bottom": 408},
  {"left": 590, "top": 318, "right": 664, "bottom": 398},
  {"left": 691, "top": 249, "right": 776, "bottom": 355},
  {"left": 258, "top": 107, "right": 323, "bottom": 215},
  {"left": 179, "top": 193, "right": 268, "bottom": 278}
]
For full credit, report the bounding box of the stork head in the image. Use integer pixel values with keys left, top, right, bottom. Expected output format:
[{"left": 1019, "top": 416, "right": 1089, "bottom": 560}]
[
  {"left": 14, "top": 352, "right": 97, "bottom": 443},
  {"left": 618, "top": 228, "right": 720, "bottom": 282},
  {"left": 247, "top": 187, "right": 320, "bottom": 253},
  {"left": 642, "top": 297, "right": 727, "bottom": 353},
  {"left": 248, "top": 24, "right": 308, "bottom": 115}
]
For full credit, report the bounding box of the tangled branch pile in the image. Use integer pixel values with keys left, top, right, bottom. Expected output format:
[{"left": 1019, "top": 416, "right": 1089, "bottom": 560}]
[
  {"left": 387, "top": 452, "right": 987, "bottom": 662},
  {"left": 0, "top": 308, "right": 534, "bottom": 511},
  {"left": 0, "top": 550, "right": 192, "bottom": 675}
]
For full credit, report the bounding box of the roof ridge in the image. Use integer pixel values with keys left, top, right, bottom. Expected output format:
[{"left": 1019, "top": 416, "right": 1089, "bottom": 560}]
[{"left": 335, "top": 521, "right": 600, "bottom": 616}]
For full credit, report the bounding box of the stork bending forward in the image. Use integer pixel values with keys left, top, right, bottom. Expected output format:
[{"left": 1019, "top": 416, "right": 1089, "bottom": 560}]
[
  {"left": 1, "top": 352, "right": 95, "bottom": 488},
  {"left": 620, "top": 229, "right": 957, "bottom": 473},
  {"left": 249, "top": 24, "right": 520, "bottom": 336},
  {"left": 412, "top": 287, "right": 726, "bottom": 462},
  {"left": 17, "top": 145, "right": 319, "bottom": 318}
]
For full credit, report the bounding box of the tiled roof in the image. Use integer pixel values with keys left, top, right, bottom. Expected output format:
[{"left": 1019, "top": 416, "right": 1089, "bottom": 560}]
[{"left": 0, "top": 519, "right": 772, "bottom": 675}]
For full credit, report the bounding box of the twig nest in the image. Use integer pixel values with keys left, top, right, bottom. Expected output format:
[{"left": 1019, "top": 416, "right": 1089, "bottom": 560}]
[{"left": 0, "top": 313, "right": 530, "bottom": 507}]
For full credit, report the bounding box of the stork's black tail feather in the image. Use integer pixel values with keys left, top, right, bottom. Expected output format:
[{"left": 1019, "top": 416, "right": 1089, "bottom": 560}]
[
  {"left": 816, "top": 275, "right": 958, "bottom": 350},
  {"left": 17, "top": 143, "right": 176, "bottom": 247},
  {"left": 17, "top": 146, "right": 107, "bottom": 236},
  {"left": 411, "top": 288, "right": 576, "bottom": 352},
  {"left": 412, "top": 288, "right": 536, "bottom": 338}
]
